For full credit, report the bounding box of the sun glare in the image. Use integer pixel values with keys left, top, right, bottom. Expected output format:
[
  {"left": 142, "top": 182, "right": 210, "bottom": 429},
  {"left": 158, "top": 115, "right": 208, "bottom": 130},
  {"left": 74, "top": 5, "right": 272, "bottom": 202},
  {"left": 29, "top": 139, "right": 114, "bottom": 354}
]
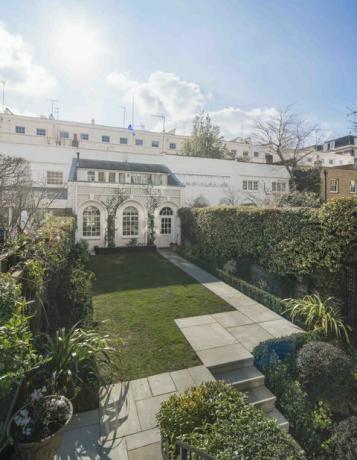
[{"left": 52, "top": 21, "right": 103, "bottom": 77}]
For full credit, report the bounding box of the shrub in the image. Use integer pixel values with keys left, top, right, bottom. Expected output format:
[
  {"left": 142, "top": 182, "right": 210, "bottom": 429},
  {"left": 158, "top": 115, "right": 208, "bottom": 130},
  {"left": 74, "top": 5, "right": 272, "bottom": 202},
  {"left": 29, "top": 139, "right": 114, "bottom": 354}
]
[
  {"left": 36, "top": 325, "right": 115, "bottom": 404},
  {"left": 297, "top": 341, "right": 354, "bottom": 401},
  {"left": 157, "top": 381, "right": 305, "bottom": 460},
  {"left": 0, "top": 273, "right": 24, "bottom": 322},
  {"left": 278, "top": 191, "right": 321, "bottom": 208},
  {"left": 330, "top": 416, "right": 357, "bottom": 460},
  {"left": 253, "top": 332, "right": 318, "bottom": 375},
  {"left": 285, "top": 295, "right": 350, "bottom": 343},
  {"left": 179, "top": 198, "right": 357, "bottom": 277}
]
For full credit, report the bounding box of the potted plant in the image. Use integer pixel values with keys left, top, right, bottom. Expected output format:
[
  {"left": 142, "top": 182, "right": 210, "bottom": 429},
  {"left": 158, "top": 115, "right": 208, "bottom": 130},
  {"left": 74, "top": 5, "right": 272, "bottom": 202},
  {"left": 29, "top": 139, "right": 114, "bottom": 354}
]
[{"left": 7, "top": 388, "right": 73, "bottom": 460}]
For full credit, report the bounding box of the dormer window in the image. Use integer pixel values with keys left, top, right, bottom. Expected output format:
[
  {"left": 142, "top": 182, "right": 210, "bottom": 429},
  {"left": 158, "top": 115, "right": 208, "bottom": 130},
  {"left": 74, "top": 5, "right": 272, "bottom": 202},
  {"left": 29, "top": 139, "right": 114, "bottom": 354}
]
[
  {"left": 98, "top": 171, "right": 105, "bottom": 182},
  {"left": 88, "top": 171, "right": 95, "bottom": 182}
]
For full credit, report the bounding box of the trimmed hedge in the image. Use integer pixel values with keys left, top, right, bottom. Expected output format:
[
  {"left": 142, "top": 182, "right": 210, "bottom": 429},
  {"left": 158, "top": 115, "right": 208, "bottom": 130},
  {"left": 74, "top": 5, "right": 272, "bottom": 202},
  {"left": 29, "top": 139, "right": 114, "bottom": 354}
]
[
  {"left": 178, "top": 197, "right": 357, "bottom": 276},
  {"left": 157, "top": 381, "right": 305, "bottom": 460}
]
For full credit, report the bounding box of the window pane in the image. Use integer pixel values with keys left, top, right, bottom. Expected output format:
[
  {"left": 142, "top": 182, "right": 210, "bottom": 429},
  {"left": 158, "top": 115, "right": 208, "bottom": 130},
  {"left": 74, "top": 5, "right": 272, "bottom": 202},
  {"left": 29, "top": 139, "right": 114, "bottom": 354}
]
[
  {"left": 136, "top": 139, "right": 143, "bottom": 146},
  {"left": 152, "top": 140, "right": 159, "bottom": 148},
  {"left": 88, "top": 171, "right": 95, "bottom": 182},
  {"left": 161, "top": 217, "right": 172, "bottom": 234},
  {"left": 80, "top": 133, "right": 89, "bottom": 140},
  {"left": 160, "top": 207, "right": 173, "bottom": 216},
  {"left": 47, "top": 171, "right": 63, "bottom": 185},
  {"left": 83, "top": 206, "right": 100, "bottom": 237},
  {"left": 122, "top": 206, "right": 139, "bottom": 236},
  {"left": 169, "top": 143, "right": 176, "bottom": 149},
  {"left": 120, "top": 137, "right": 128, "bottom": 144},
  {"left": 108, "top": 172, "right": 116, "bottom": 183},
  {"left": 102, "top": 135, "right": 110, "bottom": 143},
  {"left": 37, "top": 128, "right": 46, "bottom": 136},
  {"left": 15, "top": 126, "right": 25, "bottom": 134},
  {"left": 98, "top": 172, "right": 105, "bottom": 182}
]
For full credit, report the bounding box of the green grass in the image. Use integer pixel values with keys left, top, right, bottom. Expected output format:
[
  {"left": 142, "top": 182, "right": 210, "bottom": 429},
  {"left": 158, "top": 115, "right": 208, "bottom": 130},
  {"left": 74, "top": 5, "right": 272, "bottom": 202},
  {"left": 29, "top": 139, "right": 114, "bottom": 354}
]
[{"left": 91, "top": 251, "right": 233, "bottom": 381}]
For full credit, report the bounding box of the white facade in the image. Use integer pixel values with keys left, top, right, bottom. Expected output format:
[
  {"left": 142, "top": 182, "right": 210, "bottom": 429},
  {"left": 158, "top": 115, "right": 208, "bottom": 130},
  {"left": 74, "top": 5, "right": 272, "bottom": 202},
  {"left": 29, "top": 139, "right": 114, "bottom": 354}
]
[{"left": 0, "top": 112, "right": 292, "bottom": 247}]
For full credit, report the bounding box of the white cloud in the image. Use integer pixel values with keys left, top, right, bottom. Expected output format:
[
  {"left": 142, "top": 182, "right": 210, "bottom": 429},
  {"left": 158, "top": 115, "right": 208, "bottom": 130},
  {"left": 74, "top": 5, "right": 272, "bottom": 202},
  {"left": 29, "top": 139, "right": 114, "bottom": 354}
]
[
  {"left": 106, "top": 70, "right": 206, "bottom": 122},
  {"left": 106, "top": 70, "right": 281, "bottom": 138},
  {"left": 0, "top": 23, "right": 56, "bottom": 97}
]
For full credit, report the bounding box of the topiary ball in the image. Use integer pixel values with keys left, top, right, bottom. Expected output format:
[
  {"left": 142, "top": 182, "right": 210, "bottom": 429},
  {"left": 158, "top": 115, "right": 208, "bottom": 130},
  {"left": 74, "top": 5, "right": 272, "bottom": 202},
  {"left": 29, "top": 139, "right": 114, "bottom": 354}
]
[{"left": 296, "top": 341, "right": 353, "bottom": 400}]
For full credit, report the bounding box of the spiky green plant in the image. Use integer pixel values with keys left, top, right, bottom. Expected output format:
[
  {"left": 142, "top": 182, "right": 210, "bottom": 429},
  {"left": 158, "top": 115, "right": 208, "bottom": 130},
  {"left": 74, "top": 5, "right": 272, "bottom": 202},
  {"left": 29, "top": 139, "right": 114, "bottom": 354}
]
[{"left": 285, "top": 294, "right": 350, "bottom": 343}]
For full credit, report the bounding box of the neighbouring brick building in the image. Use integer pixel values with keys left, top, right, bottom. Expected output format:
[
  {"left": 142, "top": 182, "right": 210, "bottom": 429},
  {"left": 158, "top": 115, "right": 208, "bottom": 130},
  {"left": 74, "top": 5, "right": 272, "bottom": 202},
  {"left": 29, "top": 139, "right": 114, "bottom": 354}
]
[{"left": 320, "top": 160, "right": 357, "bottom": 202}]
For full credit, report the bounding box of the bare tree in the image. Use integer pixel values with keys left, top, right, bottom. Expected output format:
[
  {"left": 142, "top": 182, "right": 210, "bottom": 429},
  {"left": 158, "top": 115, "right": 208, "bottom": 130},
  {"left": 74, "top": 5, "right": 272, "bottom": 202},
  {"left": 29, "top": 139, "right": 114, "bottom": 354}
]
[
  {"left": 254, "top": 106, "right": 320, "bottom": 189},
  {"left": 219, "top": 187, "right": 240, "bottom": 205},
  {"left": 0, "top": 155, "right": 59, "bottom": 243}
]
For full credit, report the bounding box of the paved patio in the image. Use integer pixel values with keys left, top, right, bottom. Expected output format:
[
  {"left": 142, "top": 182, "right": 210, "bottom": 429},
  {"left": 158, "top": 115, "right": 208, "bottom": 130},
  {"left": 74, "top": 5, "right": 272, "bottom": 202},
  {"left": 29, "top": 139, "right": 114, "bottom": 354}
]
[{"left": 58, "top": 250, "right": 301, "bottom": 459}]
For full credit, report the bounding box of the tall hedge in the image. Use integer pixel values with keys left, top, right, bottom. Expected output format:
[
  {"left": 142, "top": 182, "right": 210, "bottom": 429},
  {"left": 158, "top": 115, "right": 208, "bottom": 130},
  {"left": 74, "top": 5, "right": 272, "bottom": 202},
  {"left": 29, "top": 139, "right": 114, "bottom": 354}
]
[{"left": 178, "top": 197, "right": 357, "bottom": 277}]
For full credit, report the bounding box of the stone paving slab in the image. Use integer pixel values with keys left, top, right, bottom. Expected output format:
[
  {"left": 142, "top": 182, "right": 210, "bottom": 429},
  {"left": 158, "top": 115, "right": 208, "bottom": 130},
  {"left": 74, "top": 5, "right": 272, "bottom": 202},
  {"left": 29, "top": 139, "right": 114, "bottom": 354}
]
[
  {"left": 170, "top": 368, "right": 195, "bottom": 392},
  {"left": 188, "top": 365, "right": 216, "bottom": 385},
  {"left": 135, "top": 392, "right": 177, "bottom": 431},
  {"left": 63, "top": 408, "right": 99, "bottom": 432},
  {"left": 128, "top": 442, "right": 162, "bottom": 460},
  {"left": 57, "top": 423, "right": 101, "bottom": 459},
  {"left": 101, "top": 436, "right": 128, "bottom": 460},
  {"left": 260, "top": 318, "right": 302, "bottom": 337},
  {"left": 228, "top": 324, "right": 274, "bottom": 352},
  {"left": 125, "top": 427, "right": 161, "bottom": 451},
  {"left": 175, "top": 314, "right": 216, "bottom": 328},
  {"left": 236, "top": 302, "right": 282, "bottom": 323},
  {"left": 213, "top": 311, "right": 254, "bottom": 328},
  {"left": 130, "top": 377, "right": 152, "bottom": 401},
  {"left": 148, "top": 372, "right": 176, "bottom": 396},
  {"left": 179, "top": 322, "right": 237, "bottom": 351},
  {"left": 196, "top": 343, "right": 253, "bottom": 369}
]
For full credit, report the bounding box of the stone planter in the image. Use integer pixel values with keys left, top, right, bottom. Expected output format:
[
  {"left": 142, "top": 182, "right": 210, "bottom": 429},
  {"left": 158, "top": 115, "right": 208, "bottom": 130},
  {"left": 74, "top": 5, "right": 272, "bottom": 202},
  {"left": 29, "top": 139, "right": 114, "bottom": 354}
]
[{"left": 7, "top": 396, "right": 73, "bottom": 460}]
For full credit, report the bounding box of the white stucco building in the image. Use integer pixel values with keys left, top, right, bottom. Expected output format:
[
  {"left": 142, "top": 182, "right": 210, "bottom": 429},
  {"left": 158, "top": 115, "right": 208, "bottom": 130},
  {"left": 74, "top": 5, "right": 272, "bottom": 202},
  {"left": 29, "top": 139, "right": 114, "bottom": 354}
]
[{"left": 0, "top": 111, "right": 292, "bottom": 247}]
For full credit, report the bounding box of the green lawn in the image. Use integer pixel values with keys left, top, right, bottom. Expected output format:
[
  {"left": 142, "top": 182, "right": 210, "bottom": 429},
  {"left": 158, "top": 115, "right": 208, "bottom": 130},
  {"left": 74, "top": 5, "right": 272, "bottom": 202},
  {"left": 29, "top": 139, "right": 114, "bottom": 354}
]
[{"left": 91, "top": 251, "right": 233, "bottom": 381}]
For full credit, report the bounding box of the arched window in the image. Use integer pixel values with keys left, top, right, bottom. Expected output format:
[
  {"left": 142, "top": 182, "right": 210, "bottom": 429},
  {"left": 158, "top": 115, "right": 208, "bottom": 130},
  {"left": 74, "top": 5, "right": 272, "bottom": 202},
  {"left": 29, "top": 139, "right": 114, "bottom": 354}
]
[
  {"left": 123, "top": 206, "right": 139, "bottom": 236},
  {"left": 83, "top": 206, "right": 100, "bottom": 237},
  {"left": 160, "top": 207, "right": 173, "bottom": 234}
]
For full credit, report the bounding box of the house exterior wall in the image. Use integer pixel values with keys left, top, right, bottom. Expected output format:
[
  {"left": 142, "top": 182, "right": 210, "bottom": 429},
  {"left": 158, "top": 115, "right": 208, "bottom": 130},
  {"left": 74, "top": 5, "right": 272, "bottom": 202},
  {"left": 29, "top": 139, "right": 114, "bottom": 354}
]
[
  {"left": 0, "top": 141, "right": 290, "bottom": 207},
  {"left": 320, "top": 167, "right": 357, "bottom": 202}
]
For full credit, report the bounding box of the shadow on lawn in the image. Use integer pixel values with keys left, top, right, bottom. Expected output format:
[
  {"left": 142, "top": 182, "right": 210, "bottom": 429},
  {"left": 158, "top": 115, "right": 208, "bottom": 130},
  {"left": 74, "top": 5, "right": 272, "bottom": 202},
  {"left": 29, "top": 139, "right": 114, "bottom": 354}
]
[{"left": 90, "top": 251, "right": 198, "bottom": 295}]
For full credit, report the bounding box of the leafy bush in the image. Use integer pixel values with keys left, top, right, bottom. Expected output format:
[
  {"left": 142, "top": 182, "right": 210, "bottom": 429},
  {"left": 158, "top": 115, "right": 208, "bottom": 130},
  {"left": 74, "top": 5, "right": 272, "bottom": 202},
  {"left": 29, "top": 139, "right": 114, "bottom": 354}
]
[
  {"left": 178, "top": 198, "right": 357, "bottom": 277},
  {"left": 253, "top": 332, "right": 318, "bottom": 374},
  {"left": 330, "top": 416, "right": 357, "bottom": 460},
  {"left": 297, "top": 341, "right": 354, "bottom": 402},
  {"left": 157, "top": 381, "right": 305, "bottom": 460},
  {"left": 0, "top": 274, "right": 24, "bottom": 322},
  {"left": 285, "top": 295, "right": 350, "bottom": 343},
  {"left": 36, "top": 325, "right": 115, "bottom": 402}
]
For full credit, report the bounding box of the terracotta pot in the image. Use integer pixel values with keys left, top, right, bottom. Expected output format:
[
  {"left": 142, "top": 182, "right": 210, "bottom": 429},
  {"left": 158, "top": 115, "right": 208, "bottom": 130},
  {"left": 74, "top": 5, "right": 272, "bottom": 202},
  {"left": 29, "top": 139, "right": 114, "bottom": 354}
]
[{"left": 7, "top": 396, "right": 73, "bottom": 460}]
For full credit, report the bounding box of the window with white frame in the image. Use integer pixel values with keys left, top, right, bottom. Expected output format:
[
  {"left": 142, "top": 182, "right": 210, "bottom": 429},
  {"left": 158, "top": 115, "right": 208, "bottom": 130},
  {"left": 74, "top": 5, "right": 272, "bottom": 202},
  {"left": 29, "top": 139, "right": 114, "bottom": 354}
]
[
  {"left": 102, "top": 135, "right": 110, "bottom": 143},
  {"left": 87, "top": 170, "right": 95, "bottom": 182},
  {"left": 272, "top": 182, "right": 286, "bottom": 193},
  {"left": 351, "top": 180, "right": 357, "bottom": 193},
  {"left": 152, "top": 140, "right": 159, "bottom": 148},
  {"left": 151, "top": 174, "right": 163, "bottom": 186},
  {"left": 36, "top": 128, "right": 46, "bottom": 136},
  {"left": 242, "top": 180, "right": 259, "bottom": 191},
  {"left": 160, "top": 207, "right": 173, "bottom": 234},
  {"left": 15, "top": 126, "right": 25, "bottom": 134},
  {"left": 120, "top": 137, "right": 128, "bottom": 144},
  {"left": 46, "top": 171, "right": 63, "bottom": 185},
  {"left": 131, "top": 174, "right": 149, "bottom": 185},
  {"left": 330, "top": 179, "right": 339, "bottom": 193},
  {"left": 108, "top": 172, "right": 116, "bottom": 183},
  {"left": 98, "top": 171, "right": 105, "bottom": 182},
  {"left": 243, "top": 151, "right": 249, "bottom": 157},
  {"left": 83, "top": 206, "right": 100, "bottom": 237},
  {"left": 122, "top": 206, "right": 139, "bottom": 236},
  {"left": 80, "top": 133, "right": 89, "bottom": 140},
  {"left": 135, "top": 139, "right": 143, "bottom": 146},
  {"left": 169, "top": 143, "right": 176, "bottom": 149},
  {"left": 60, "top": 131, "right": 69, "bottom": 139}
]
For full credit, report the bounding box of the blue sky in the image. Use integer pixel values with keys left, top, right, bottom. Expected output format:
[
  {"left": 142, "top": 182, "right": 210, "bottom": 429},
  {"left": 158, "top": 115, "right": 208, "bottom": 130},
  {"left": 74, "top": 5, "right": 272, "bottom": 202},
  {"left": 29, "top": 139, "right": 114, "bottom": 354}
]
[{"left": 1, "top": 0, "right": 357, "bottom": 139}]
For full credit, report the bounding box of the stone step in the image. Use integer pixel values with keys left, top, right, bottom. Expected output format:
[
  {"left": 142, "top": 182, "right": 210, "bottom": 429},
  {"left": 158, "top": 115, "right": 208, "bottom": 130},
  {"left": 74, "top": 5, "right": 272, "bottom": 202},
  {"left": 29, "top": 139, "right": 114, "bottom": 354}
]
[
  {"left": 266, "top": 407, "right": 289, "bottom": 431},
  {"left": 244, "top": 386, "right": 276, "bottom": 412},
  {"left": 205, "top": 355, "right": 254, "bottom": 374},
  {"left": 213, "top": 366, "right": 265, "bottom": 391}
]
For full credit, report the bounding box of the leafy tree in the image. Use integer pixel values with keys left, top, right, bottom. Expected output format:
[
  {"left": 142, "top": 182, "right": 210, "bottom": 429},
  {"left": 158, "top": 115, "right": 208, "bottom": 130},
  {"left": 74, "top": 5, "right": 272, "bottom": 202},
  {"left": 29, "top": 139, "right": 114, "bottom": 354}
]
[{"left": 183, "top": 112, "right": 228, "bottom": 159}]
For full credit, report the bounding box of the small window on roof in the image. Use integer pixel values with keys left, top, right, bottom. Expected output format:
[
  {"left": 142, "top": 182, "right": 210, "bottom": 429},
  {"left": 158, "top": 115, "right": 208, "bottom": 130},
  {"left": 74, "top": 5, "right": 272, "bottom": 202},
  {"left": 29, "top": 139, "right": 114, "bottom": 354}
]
[
  {"left": 98, "top": 171, "right": 105, "bottom": 182},
  {"left": 87, "top": 171, "right": 95, "bottom": 182},
  {"left": 108, "top": 172, "right": 116, "bottom": 183}
]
